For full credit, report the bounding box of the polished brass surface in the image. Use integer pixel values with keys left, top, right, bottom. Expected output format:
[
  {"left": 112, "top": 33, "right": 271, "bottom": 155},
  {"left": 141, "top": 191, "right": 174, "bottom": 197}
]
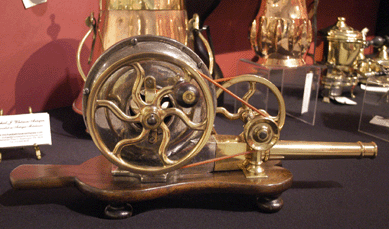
[
  {"left": 214, "top": 135, "right": 247, "bottom": 171},
  {"left": 189, "top": 14, "right": 214, "bottom": 75},
  {"left": 321, "top": 17, "right": 370, "bottom": 100},
  {"left": 76, "top": 0, "right": 215, "bottom": 84},
  {"left": 101, "top": 0, "right": 188, "bottom": 49},
  {"left": 33, "top": 144, "right": 42, "bottom": 160},
  {"left": 81, "top": 34, "right": 377, "bottom": 179},
  {"left": 321, "top": 67, "right": 358, "bottom": 98},
  {"left": 214, "top": 74, "right": 282, "bottom": 178},
  {"left": 326, "top": 17, "right": 364, "bottom": 66},
  {"left": 9, "top": 30, "right": 380, "bottom": 215},
  {"left": 84, "top": 36, "right": 215, "bottom": 175},
  {"left": 250, "top": 0, "right": 312, "bottom": 67},
  {"left": 244, "top": 116, "right": 279, "bottom": 151},
  {"left": 213, "top": 135, "right": 377, "bottom": 172},
  {"left": 77, "top": 0, "right": 188, "bottom": 82},
  {"left": 322, "top": 18, "right": 389, "bottom": 100},
  {"left": 106, "top": 0, "right": 185, "bottom": 10},
  {"left": 240, "top": 150, "right": 268, "bottom": 178},
  {"left": 77, "top": 13, "right": 97, "bottom": 81},
  {"left": 212, "top": 74, "right": 376, "bottom": 178},
  {"left": 216, "top": 74, "right": 286, "bottom": 129},
  {"left": 269, "top": 140, "right": 377, "bottom": 159},
  {"left": 375, "top": 45, "right": 389, "bottom": 67}
]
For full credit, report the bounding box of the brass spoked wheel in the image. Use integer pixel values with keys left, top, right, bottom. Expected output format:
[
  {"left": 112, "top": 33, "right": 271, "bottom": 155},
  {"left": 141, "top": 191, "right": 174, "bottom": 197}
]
[
  {"left": 215, "top": 75, "right": 286, "bottom": 150},
  {"left": 84, "top": 37, "right": 215, "bottom": 175},
  {"left": 216, "top": 74, "right": 286, "bottom": 129}
]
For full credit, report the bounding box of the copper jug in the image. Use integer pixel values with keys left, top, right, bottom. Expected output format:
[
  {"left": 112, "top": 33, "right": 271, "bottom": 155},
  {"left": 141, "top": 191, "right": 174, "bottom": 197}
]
[
  {"left": 250, "top": 0, "right": 312, "bottom": 67},
  {"left": 73, "top": 0, "right": 214, "bottom": 114},
  {"left": 101, "top": 0, "right": 189, "bottom": 50}
]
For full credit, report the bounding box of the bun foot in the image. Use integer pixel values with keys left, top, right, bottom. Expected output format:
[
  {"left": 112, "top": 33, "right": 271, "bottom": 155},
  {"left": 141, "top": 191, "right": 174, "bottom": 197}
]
[
  {"left": 256, "top": 196, "right": 283, "bottom": 213},
  {"left": 104, "top": 203, "right": 133, "bottom": 219}
]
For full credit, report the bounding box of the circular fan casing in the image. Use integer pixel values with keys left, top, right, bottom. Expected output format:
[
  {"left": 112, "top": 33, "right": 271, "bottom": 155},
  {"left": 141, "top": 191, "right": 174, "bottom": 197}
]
[{"left": 83, "top": 35, "right": 216, "bottom": 175}]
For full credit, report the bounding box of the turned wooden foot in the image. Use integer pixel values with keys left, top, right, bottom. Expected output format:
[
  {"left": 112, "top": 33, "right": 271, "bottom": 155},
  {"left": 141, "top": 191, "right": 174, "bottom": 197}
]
[
  {"left": 104, "top": 203, "right": 133, "bottom": 219},
  {"left": 256, "top": 195, "right": 283, "bottom": 213}
]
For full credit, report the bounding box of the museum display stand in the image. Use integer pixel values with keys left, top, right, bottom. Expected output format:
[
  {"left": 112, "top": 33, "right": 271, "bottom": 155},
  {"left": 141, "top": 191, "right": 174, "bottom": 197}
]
[
  {"left": 358, "top": 77, "right": 389, "bottom": 142},
  {"left": 236, "top": 59, "right": 322, "bottom": 125}
]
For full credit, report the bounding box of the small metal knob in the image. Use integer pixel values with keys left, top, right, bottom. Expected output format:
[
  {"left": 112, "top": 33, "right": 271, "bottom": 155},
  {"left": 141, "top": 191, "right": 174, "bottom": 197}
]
[
  {"left": 146, "top": 114, "right": 158, "bottom": 126},
  {"left": 174, "top": 82, "right": 200, "bottom": 108}
]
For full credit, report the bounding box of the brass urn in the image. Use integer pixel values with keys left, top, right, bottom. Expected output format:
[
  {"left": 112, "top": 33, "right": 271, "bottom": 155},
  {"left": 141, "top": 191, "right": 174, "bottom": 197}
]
[{"left": 321, "top": 17, "right": 366, "bottom": 101}]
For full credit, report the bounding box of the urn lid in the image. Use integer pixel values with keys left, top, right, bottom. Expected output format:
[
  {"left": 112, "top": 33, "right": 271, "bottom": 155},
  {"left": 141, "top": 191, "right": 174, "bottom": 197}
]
[{"left": 326, "top": 17, "right": 363, "bottom": 42}]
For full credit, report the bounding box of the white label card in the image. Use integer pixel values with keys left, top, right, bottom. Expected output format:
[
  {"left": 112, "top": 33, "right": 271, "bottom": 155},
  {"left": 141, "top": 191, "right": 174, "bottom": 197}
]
[
  {"left": 360, "top": 84, "right": 389, "bottom": 93},
  {"left": 369, "top": 115, "right": 389, "bottom": 128},
  {"left": 0, "top": 113, "right": 52, "bottom": 148},
  {"left": 22, "top": 0, "right": 47, "bottom": 9},
  {"left": 301, "top": 72, "right": 313, "bottom": 114}
]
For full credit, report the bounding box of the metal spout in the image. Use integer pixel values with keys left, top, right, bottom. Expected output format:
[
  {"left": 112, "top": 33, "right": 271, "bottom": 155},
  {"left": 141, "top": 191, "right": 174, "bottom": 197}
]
[
  {"left": 214, "top": 135, "right": 377, "bottom": 172},
  {"left": 268, "top": 140, "right": 377, "bottom": 160}
]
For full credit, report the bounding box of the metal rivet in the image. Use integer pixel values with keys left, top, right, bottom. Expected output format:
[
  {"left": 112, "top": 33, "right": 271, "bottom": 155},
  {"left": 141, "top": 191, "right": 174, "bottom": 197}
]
[
  {"left": 130, "top": 38, "right": 138, "bottom": 46},
  {"left": 83, "top": 88, "right": 90, "bottom": 95}
]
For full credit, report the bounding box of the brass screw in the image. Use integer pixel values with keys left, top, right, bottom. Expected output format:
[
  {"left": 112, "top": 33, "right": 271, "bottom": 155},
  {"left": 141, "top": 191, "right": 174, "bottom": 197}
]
[
  {"left": 254, "top": 126, "right": 270, "bottom": 143},
  {"left": 146, "top": 78, "right": 154, "bottom": 88},
  {"left": 183, "top": 91, "right": 196, "bottom": 104}
]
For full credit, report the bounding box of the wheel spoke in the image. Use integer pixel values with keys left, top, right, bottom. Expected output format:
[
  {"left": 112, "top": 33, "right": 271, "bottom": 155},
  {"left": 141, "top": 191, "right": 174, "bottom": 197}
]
[
  {"left": 158, "top": 122, "right": 177, "bottom": 165},
  {"left": 112, "top": 128, "right": 150, "bottom": 158},
  {"left": 216, "top": 106, "right": 241, "bottom": 120},
  {"left": 131, "top": 63, "right": 147, "bottom": 107},
  {"left": 164, "top": 107, "right": 207, "bottom": 130},
  {"left": 96, "top": 100, "right": 140, "bottom": 123},
  {"left": 216, "top": 81, "right": 257, "bottom": 119},
  {"left": 241, "top": 81, "right": 257, "bottom": 108},
  {"left": 85, "top": 37, "right": 216, "bottom": 175},
  {"left": 152, "top": 85, "right": 174, "bottom": 106}
]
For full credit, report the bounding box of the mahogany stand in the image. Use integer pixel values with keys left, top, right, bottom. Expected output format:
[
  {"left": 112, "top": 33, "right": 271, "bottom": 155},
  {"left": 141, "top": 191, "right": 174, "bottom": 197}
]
[{"left": 10, "top": 155, "right": 293, "bottom": 218}]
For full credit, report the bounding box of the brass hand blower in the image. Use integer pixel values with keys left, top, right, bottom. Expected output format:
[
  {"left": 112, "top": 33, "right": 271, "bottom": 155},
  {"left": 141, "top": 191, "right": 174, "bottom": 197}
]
[{"left": 11, "top": 35, "right": 377, "bottom": 218}]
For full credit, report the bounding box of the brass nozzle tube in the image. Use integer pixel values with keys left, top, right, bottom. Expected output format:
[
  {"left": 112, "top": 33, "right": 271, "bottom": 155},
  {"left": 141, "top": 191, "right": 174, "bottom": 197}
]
[{"left": 269, "top": 140, "right": 377, "bottom": 160}]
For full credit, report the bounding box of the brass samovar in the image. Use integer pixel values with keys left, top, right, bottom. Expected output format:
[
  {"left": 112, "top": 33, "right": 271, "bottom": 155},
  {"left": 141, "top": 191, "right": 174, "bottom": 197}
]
[
  {"left": 321, "top": 17, "right": 389, "bottom": 102},
  {"left": 321, "top": 17, "right": 366, "bottom": 102}
]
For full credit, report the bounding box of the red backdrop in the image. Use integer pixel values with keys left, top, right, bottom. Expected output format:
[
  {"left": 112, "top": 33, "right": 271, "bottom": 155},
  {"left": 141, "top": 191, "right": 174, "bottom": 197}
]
[{"left": 0, "top": 0, "right": 380, "bottom": 115}]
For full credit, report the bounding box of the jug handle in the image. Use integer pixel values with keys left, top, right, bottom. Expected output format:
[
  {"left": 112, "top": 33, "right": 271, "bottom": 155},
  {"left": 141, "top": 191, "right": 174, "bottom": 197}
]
[
  {"left": 76, "top": 12, "right": 97, "bottom": 82},
  {"left": 189, "top": 14, "right": 214, "bottom": 75}
]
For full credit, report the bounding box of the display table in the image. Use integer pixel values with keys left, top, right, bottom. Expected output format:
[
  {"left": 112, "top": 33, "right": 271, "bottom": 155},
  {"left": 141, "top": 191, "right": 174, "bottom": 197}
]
[{"left": 0, "top": 86, "right": 388, "bottom": 228}]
